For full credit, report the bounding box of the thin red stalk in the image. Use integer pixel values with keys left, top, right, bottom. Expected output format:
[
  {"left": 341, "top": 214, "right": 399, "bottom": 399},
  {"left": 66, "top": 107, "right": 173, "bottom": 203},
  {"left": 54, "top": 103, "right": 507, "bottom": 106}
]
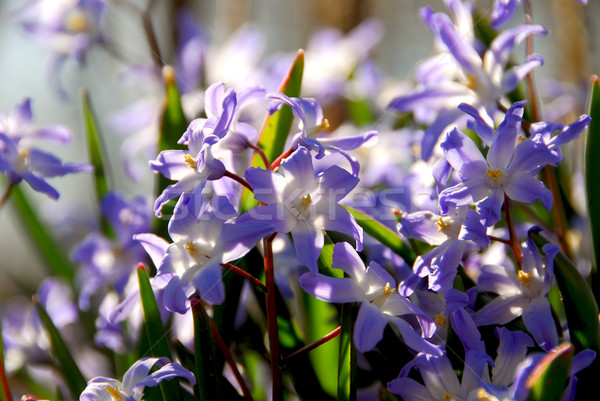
[
  {"left": 208, "top": 318, "right": 255, "bottom": 401},
  {"left": 224, "top": 170, "right": 253, "bottom": 192},
  {"left": 270, "top": 147, "right": 294, "bottom": 171},
  {"left": 488, "top": 235, "right": 512, "bottom": 246},
  {"left": 247, "top": 142, "right": 270, "bottom": 170},
  {"left": 263, "top": 233, "right": 283, "bottom": 401},
  {"left": 221, "top": 263, "right": 266, "bottom": 292},
  {"left": 505, "top": 195, "right": 523, "bottom": 267},
  {"left": 0, "top": 354, "right": 12, "bottom": 401},
  {"left": 0, "top": 184, "right": 13, "bottom": 210},
  {"left": 282, "top": 326, "right": 341, "bottom": 363}
]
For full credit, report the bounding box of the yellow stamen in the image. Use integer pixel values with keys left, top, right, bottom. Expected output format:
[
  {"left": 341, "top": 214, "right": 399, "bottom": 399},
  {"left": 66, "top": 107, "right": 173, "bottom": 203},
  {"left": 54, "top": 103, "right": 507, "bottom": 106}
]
[
  {"left": 314, "top": 119, "right": 330, "bottom": 134},
  {"left": 19, "top": 149, "right": 29, "bottom": 158},
  {"left": 443, "top": 392, "right": 453, "bottom": 401},
  {"left": 465, "top": 74, "right": 478, "bottom": 91},
  {"left": 184, "top": 154, "right": 197, "bottom": 169},
  {"left": 518, "top": 270, "right": 530, "bottom": 285},
  {"left": 487, "top": 168, "right": 501, "bottom": 180},
  {"left": 435, "top": 216, "right": 449, "bottom": 232},
  {"left": 65, "top": 10, "right": 87, "bottom": 32},
  {"left": 301, "top": 194, "right": 312, "bottom": 210},
  {"left": 105, "top": 386, "right": 123, "bottom": 401},
  {"left": 435, "top": 314, "right": 447, "bottom": 328},
  {"left": 383, "top": 282, "right": 395, "bottom": 296},
  {"left": 184, "top": 241, "right": 197, "bottom": 252},
  {"left": 477, "top": 388, "right": 495, "bottom": 401}
]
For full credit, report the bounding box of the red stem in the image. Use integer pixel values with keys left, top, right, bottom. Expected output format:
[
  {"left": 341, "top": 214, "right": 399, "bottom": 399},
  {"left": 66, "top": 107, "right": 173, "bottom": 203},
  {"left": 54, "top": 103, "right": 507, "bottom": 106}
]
[
  {"left": 263, "top": 233, "right": 283, "bottom": 401},
  {"left": 247, "top": 142, "right": 271, "bottom": 170},
  {"left": 221, "top": 263, "right": 266, "bottom": 292},
  {"left": 224, "top": 170, "right": 253, "bottom": 192},
  {"left": 270, "top": 147, "right": 294, "bottom": 171},
  {"left": 0, "top": 184, "right": 13, "bottom": 211},
  {"left": 505, "top": 195, "right": 523, "bottom": 267},
  {"left": 488, "top": 235, "right": 512, "bottom": 246},
  {"left": 0, "top": 351, "right": 12, "bottom": 401},
  {"left": 208, "top": 318, "right": 255, "bottom": 401},
  {"left": 282, "top": 326, "right": 341, "bottom": 363}
]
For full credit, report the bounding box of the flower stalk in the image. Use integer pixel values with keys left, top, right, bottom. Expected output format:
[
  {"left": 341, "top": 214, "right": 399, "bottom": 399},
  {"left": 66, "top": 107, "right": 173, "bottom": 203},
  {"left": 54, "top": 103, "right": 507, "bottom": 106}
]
[{"left": 263, "top": 233, "right": 283, "bottom": 401}]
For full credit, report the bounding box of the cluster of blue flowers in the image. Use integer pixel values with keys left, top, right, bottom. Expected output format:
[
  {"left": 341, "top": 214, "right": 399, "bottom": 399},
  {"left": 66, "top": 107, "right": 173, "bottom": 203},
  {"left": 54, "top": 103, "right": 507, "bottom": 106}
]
[{"left": 1, "top": 0, "right": 598, "bottom": 400}]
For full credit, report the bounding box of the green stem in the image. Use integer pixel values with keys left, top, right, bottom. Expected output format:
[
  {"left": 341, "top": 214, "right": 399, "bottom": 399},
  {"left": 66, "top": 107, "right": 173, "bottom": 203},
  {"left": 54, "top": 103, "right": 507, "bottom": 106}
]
[{"left": 263, "top": 233, "right": 283, "bottom": 401}]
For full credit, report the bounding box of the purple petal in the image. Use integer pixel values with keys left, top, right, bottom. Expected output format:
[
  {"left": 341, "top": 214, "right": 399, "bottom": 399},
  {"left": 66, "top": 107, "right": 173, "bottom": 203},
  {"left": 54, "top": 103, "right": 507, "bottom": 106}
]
[
  {"left": 163, "top": 276, "right": 189, "bottom": 314},
  {"left": 387, "top": 377, "right": 432, "bottom": 400},
  {"left": 492, "top": 0, "right": 520, "bottom": 29},
  {"left": 450, "top": 308, "right": 485, "bottom": 353},
  {"left": 192, "top": 263, "right": 224, "bottom": 305},
  {"left": 438, "top": 178, "right": 491, "bottom": 214},
  {"left": 331, "top": 242, "right": 367, "bottom": 282},
  {"left": 122, "top": 357, "right": 163, "bottom": 392},
  {"left": 244, "top": 167, "right": 286, "bottom": 204},
  {"left": 458, "top": 103, "right": 495, "bottom": 144},
  {"left": 354, "top": 302, "right": 389, "bottom": 352},
  {"left": 391, "top": 318, "right": 443, "bottom": 356},
  {"left": 474, "top": 296, "right": 527, "bottom": 326},
  {"left": 291, "top": 221, "right": 324, "bottom": 273},
  {"left": 320, "top": 205, "right": 363, "bottom": 251},
  {"left": 487, "top": 100, "right": 525, "bottom": 170},
  {"left": 316, "top": 165, "right": 359, "bottom": 202},
  {"left": 298, "top": 272, "right": 364, "bottom": 303},
  {"left": 30, "top": 124, "right": 71, "bottom": 143},
  {"left": 434, "top": 13, "right": 482, "bottom": 74},
  {"left": 490, "top": 24, "right": 548, "bottom": 69},
  {"left": 501, "top": 54, "right": 544, "bottom": 93},
  {"left": 504, "top": 173, "right": 553, "bottom": 210},
  {"left": 476, "top": 188, "right": 505, "bottom": 227},
  {"left": 150, "top": 150, "right": 192, "bottom": 181},
  {"left": 280, "top": 147, "right": 315, "bottom": 190},
  {"left": 493, "top": 327, "right": 534, "bottom": 387},
  {"left": 21, "top": 172, "right": 60, "bottom": 199},
  {"left": 136, "top": 362, "right": 196, "bottom": 389},
  {"left": 440, "top": 128, "right": 488, "bottom": 181},
  {"left": 522, "top": 297, "right": 558, "bottom": 351}
]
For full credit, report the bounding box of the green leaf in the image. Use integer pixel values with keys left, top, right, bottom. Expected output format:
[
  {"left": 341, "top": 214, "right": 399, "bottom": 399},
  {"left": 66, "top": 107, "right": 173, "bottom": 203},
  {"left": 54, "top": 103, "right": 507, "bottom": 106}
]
[
  {"left": 33, "top": 295, "right": 86, "bottom": 397},
  {"left": 137, "top": 264, "right": 183, "bottom": 401},
  {"left": 241, "top": 50, "right": 304, "bottom": 212},
  {"left": 81, "top": 89, "right": 111, "bottom": 204},
  {"left": 337, "top": 303, "right": 356, "bottom": 401},
  {"left": 154, "top": 66, "right": 189, "bottom": 236},
  {"left": 526, "top": 342, "right": 574, "bottom": 401},
  {"left": 8, "top": 182, "right": 75, "bottom": 282},
  {"left": 530, "top": 230, "right": 600, "bottom": 351},
  {"left": 586, "top": 74, "right": 600, "bottom": 306},
  {"left": 191, "top": 299, "right": 219, "bottom": 401},
  {"left": 342, "top": 205, "right": 415, "bottom": 264},
  {"left": 81, "top": 88, "right": 113, "bottom": 236}
]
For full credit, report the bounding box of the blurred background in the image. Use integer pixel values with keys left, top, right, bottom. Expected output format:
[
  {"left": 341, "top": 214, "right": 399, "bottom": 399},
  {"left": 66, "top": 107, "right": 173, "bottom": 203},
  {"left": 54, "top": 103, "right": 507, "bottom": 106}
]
[{"left": 0, "top": 0, "right": 597, "bottom": 296}]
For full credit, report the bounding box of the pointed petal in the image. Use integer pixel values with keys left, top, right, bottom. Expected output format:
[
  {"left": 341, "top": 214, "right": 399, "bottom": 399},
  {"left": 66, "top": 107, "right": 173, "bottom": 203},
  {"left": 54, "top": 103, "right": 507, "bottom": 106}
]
[
  {"left": 298, "top": 272, "right": 364, "bottom": 303},
  {"left": 522, "top": 297, "right": 558, "bottom": 351},
  {"left": 354, "top": 302, "right": 389, "bottom": 352}
]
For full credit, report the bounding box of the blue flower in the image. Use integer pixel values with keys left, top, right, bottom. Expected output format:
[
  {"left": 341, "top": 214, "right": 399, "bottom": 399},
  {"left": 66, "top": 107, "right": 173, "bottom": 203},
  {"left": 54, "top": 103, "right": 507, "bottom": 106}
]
[
  {"left": 135, "top": 193, "right": 271, "bottom": 313},
  {"left": 299, "top": 242, "right": 441, "bottom": 355},
  {"left": 80, "top": 357, "right": 195, "bottom": 401},
  {"left": 389, "top": 4, "right": 546, "bottom": 160},
  {"left": 244, "top": 146, "right": 363, "bottom": 272},
  {"left": 473, "top": 229, "right": 560, "bottom": 351},
  {"left": 0, "top": 99, "right": 91, "bottom": 199},
  {"left": 438, "top": 101, "right": 562, "bottom": 226}
]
